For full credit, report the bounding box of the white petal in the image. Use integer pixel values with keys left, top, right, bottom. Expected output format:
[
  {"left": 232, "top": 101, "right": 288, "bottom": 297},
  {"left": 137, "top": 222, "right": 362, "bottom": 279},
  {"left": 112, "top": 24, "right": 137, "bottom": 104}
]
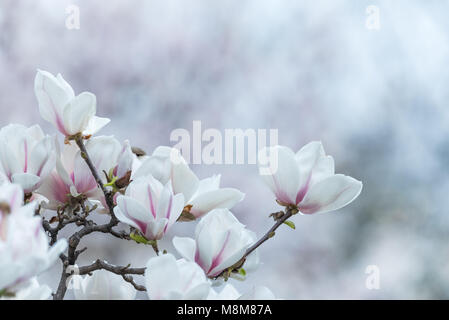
[
  {"left": 259, "top": 146, "right": 300, "bottom": 205},
  {"left": 56, "top": 73, "right": 75, "bottom": 98},
  {"left": 28, "top": 136, "right": 55, "bottom": 179},
  {"left": 145, "top": 254, "right": 181, "bottom": 300},
  {"left": 299, "top": 174, "right": 363, "bottom": 214},
  {"left": 11, "top": 173, "right": 40, "bottom": 193},
  {"left": 83, "top": 116, "right": 111, "bottom": 136},
  {"left": 295, "top": 141, "right": 334, "bottom": 203},
  {"left": 189, "top": 188, "right": 244, "bottom": 218},
  {"left": 62, "top": 92, "right": 96, "bottom": 135},
  {"left": 173, "top": 236, "right": 196, "bottom": 262},
  {"left": 84, "top": 136, "right": 121, "bottom": 175},
  {"left": 132, "top": 155, "right": 171, "bottom": 183},
  {"left": 171, "top": 161, "right": 199, "bottom": 202},
  {"left": 34, "top": 70, "right": 73, "bottom": 134},
  {"left": 166, "top": 193, "right": 185, "bottom": 229},
  {"left": 194, "top": 175, "right": 221, "bottom": 195}
]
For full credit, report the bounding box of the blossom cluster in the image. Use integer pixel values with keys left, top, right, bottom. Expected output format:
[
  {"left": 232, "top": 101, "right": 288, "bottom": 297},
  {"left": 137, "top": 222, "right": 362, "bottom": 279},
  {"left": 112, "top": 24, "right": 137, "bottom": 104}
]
[{"left": 0, "top": 70, "right": 362, "bottom": 300}]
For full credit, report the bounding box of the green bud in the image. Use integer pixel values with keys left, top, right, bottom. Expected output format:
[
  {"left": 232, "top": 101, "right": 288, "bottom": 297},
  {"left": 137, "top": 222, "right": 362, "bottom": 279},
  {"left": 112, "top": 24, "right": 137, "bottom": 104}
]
[
  {"left": 238, "top": 268, "right": 246, "bottom": 276},
  {"left": 283, "top": 220, "right": 296, "bottom": 229}
]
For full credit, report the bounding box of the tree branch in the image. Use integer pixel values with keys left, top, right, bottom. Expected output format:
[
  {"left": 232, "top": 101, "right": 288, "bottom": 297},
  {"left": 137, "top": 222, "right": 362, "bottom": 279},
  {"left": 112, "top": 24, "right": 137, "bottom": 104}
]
[
  {"left": 53, "top": 136, "right": 130, "bottom": 300},
  {"left": 78, "top": 259, "right": 147, "bottom": 292},
  {"left": 215, "top": 207, "right": 295, "bottom": 278}
]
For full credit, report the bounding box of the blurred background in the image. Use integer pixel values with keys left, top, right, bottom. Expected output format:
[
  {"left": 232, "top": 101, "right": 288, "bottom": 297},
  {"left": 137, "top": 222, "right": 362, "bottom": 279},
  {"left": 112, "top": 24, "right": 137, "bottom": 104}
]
[{"left": 1, "top": 0, "right": 448, "bottom": 299}]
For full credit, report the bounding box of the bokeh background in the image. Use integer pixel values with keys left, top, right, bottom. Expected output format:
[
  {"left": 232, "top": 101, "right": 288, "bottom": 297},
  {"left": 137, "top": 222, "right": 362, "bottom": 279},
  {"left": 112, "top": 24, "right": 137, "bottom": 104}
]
[{"left": 1, "top": 0, "right": 448, "bottom": 299}]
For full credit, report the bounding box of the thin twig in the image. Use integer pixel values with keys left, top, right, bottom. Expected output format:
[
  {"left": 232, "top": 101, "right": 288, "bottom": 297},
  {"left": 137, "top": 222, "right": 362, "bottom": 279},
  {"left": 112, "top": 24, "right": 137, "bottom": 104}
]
[{"left": 78, "top": 259, "right": 146, "bottom": 292}]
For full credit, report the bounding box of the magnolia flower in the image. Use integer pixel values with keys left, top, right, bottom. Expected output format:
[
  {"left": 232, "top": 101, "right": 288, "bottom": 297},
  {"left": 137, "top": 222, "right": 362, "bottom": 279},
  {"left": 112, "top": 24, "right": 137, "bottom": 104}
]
[
  {"left": 0, "top": 184, "right": 67, "bottom": 291},
  {"left": 37, "top": 136, "right": 129, "bottom": 209},
  {"left": 73, "top": 269, "right": 136, "bottom": 300},
  {"left": 145, "top": 253, "right": 210, "bottom": 300},
  {"left": 259, "top": 142, "right": 362, "bottom": 214},
  {"left": 114, "top": 176, "right": 184, "bottom": 240},
  {"left": 173, "top": 208, "right": 257, "bottom": 277},
  {"left": 34, "top": 69, "right": 110, "bottom": 137},
  {"left": 2, "top": 278, "right": 52, "bottom": 300},
  {"left": 0, "top": 124, "right": 55, "bottom": 193},
  {"left": 134, "top": 146, "right": 244, "bottom": 218}
]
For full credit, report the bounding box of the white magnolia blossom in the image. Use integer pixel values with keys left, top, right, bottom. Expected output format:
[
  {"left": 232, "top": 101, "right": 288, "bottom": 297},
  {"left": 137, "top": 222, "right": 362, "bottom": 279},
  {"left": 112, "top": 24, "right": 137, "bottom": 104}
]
[
  {"left": 0, "top": 124, "right": 56, "bottom": 193},
  {"left": 0, "top": 183, "right": 67, "bottom": 291},
  {"left": 145, "top": 253, "right": 210, "bottom": 300},
  {"left": 2, "top": 278, "right": 52, "bottom": 300},
  {"left": 114, "top": 175, "right": 184, "bottom": 240},
  {"left": 34, "top": 69, "right": 110, "bottom": 137},
  {"left": 259, "top": 142, "right": 362, "bottom": 214},
  {"left": 173, "top": 208, "right": 258, "bottom": 277},
  {"left": 73, "top": 269, "right": 136, "bottom": 300},
  {"left": 37, "top": 136, "right": 130, "bottom": 209},
  {"left": 134, "top": 146, "right": 244, "bottom": 218}
]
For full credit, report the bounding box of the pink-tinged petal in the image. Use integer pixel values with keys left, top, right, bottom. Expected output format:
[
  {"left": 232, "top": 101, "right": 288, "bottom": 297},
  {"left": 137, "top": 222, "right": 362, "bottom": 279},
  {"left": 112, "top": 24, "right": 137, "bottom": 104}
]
[
  {"left": 155, "top": 184, "right": 173, "bottom": 221},
  {"left": 72, "top": 155, "right": 97, "bottom": 194},
  {"left": 114, "top": 196, "right": 150, "bottom": 233},
  {"left": 11, "top": 173, "right": 40, "bottom": 193},
  {"left": 189, "top": 188, "right": 244, "bottom": 218},
  {"left": 295, "top": 141, "right": 334, "bottom": 204},
  {"left": 34, "top": 70, "right": 72, "bottom": 135},
  {"left": 113, "top": 207, "right": 143, "bottom": 233},
  {"left": 208, "top": 227, "right": 254, "bottom": 277},
  {"left": 126, "top": 176, "right": 163, "bottom": 215},
  {"left": 72, "top": 136, "right": 120, "bottom": 194},
  {"left": 298, "top": 174, "right": 363, "bottom": 214},
  {"left": 145, "top": 218, "right": 168, "bottom": 240},
  {"left": 259, "top": 146, "right": 300, "bottom": 205},
  {"left": 62, "top": 92, "right": 96, "bottom": 135},
  {"left": 166, "top": 193, "right": 184, "bottom": 230},
  {"left": 58, "top": 143, "right": 78, "bottom": 178},
  {"left": 36, "top": 171, "right": 71, "bottom": 207},
  {"left": 171, "top": 161, "right": 199, "bottom": 202},
  {"left": 172, "top": 236, "right": 196, "bottom": 262},
  {"left": 83, "top": 116, "right": 110, "bottom": 136}
]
